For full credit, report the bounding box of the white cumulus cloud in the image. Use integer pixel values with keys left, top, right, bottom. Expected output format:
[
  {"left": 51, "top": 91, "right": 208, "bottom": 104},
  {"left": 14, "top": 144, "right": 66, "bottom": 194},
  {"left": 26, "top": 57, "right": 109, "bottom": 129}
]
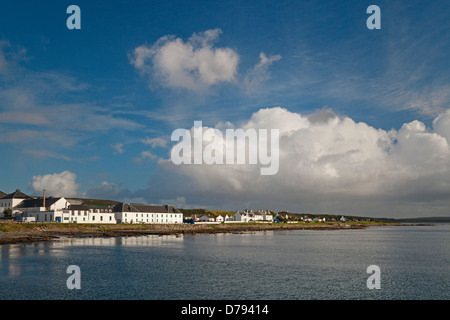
[
  {"left": 147, "top": 107, "right": 450, "bottom": 217},
  {"left": 130, "top": 28, "right": 239, "bottom": 92},
  {"left": 29, "top": 170, "right": 80, "bottom": 197}
]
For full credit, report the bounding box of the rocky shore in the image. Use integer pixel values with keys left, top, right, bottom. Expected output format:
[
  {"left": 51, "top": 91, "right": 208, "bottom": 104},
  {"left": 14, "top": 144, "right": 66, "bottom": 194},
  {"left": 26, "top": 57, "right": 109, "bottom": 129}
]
[{"left": 0, "top": 220, "right": 398, "bottom": 245}]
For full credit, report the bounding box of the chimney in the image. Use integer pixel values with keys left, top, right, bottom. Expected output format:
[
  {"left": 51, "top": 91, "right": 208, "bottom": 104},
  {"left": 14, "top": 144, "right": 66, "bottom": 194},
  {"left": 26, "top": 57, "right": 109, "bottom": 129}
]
[{"left": 43, "top": 189, "right": 46, "bottom": 209}]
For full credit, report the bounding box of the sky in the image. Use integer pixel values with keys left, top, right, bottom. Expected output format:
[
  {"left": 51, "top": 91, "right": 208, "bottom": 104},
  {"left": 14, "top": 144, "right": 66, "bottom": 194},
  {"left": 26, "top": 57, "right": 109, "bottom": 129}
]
[{"left": 1, "top": 0, "right": 450, "bottom": 218}]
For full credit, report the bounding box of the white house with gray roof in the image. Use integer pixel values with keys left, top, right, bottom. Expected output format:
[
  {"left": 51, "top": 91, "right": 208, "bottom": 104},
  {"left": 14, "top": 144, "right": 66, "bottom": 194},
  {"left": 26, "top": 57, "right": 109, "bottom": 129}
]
[
  {"left": 232, "top": 209, "right": 273, "bottom": 222},
  {"left": 13, "top": 197, "right": 115, "bottom": 223},
  {"left": 113, "top": 203, "right": 183, "bottom": 224},
  {"left": 0, "top": 189, "right": 31, "bottom": 217}
]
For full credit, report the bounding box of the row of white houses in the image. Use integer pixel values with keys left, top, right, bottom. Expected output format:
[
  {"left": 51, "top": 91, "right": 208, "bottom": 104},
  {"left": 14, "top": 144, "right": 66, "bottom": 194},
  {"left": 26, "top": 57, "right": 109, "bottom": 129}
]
[
  {"left": 1, "top": 190, "right": 352, "bottom": 225},
  {"left": 0, "top": 190, "right": 183, "bottom": 224},
  {"left": 0, "top": 190, "right": 277, "bottom": 225},
  {"left": 193, "top": 209, "right": 274, "bottom": 223}
]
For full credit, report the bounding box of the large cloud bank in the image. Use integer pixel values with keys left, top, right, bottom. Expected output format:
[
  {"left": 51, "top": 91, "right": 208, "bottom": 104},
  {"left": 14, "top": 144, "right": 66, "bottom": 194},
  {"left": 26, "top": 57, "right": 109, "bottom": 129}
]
[{"left": 148, "top": 107, "right": 450, "bottom": 217}]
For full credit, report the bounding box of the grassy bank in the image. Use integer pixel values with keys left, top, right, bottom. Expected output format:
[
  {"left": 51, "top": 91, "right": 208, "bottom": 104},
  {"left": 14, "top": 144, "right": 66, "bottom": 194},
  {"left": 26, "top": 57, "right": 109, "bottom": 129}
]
[{"left": 0, "top": 220, "right": 401, "bottom": 245}]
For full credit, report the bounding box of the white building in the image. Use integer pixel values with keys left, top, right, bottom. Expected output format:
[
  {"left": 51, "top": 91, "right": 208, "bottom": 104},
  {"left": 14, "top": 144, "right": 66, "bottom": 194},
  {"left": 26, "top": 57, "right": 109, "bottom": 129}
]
[
  {"left": 233, "top": 210, "right": 249, "bottom": 222},
  {"left": 252, "top": 210, "right": 264, "bottom": 221},
  {"left": 113, "top": 203, "right": 183, "bottom": 224},
  {"left": 16, "top": 197, "right": 69, "bottom": 214},
  {"left": 58, "top": 205, "right": 116, "bottom": 224},
  {"left": 232, "top": 209, "right": 274, "bottom": 222},
  {"left": 257, "top": 210, "right": 274, "bottom": 222},
  {"left": 17, "top": 198, "right": 117, "bottom": 224},
  {"left": 15, "top": 196, "right": 68, "bottom": 222},
  {"left": 198, "top": 214, "right": 215, "bottom": 222},
  {"left": 0, "top": 189, "right": 31, "bottom": 216}
]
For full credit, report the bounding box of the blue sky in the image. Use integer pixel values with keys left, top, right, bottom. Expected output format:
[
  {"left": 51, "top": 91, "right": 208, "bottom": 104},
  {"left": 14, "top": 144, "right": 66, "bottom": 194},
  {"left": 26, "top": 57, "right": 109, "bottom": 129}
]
[{"left": 1, "top": 1, "right": 450, "bottom": 217}]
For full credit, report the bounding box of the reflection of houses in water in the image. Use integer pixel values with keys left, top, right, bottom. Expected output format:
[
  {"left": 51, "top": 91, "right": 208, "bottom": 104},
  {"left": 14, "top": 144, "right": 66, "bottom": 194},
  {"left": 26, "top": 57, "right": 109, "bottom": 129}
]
[
  {"left": 55, "top": 234, "right": 185, "bottom": 247},
  {"left": 0, "top": 235, "right": 185, "bottom": 276}
]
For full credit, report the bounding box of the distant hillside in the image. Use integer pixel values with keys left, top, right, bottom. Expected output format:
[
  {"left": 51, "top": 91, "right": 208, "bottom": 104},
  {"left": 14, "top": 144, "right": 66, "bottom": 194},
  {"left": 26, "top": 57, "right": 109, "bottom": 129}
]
[
  {"left": 394, "top": 217, "right": 450, "bottom": 223},
  {"left": 277, "top": 211, "right": 377, "bottom": 221},
  {"left": 210, "top": 210, "right": 235, "bottom": 216},
  {"left": 178, "top": 209, "right": 235, "bottom": 218},
  {"left": 178, "top": 208, "right": 213, "bottom": 218}
]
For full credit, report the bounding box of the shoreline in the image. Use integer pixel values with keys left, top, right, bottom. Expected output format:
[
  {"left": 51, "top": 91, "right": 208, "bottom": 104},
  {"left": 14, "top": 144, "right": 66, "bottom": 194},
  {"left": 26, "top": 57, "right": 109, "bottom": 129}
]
[{"left": 0, "top": 221, "right": 404, "bottom": 245}]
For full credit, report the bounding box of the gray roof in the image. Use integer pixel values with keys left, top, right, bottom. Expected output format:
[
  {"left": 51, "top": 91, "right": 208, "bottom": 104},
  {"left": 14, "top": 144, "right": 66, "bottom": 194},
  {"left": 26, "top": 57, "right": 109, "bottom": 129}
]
[
  {"left": 15, "top": 197, "right": 64, "bottom": 208},
  {"left": 113, "top": 202, "right": 182, "bottom": 214},
  {"left": 0, "top": 191, "right": 6, "bottom": 198},
  {"left": 1, "top": 189, "right": 31, "bottom": 200},
  {"left": 113, "top": 203, "right": 140, "bottom": 213},
  {"left": 67, "top": 205, "right": 91, "bottom": 211}
]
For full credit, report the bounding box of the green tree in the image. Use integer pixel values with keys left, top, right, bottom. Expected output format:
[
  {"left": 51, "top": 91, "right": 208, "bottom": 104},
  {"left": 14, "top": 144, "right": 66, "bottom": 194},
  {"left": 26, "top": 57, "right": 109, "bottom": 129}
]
[{"left": 3, "top": 208, "right": 12, "bottom": 217}]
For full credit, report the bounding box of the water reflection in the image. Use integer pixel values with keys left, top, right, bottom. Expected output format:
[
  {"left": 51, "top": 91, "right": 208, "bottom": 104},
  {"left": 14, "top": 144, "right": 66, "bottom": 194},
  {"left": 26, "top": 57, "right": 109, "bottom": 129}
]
[
  {"left": 55, "top": 234, "right": 184, "bottom": 247},
  {"left": 1, "top": 226, "right": 448, "bottom": 299},
  {"left": 0, "top": 235, "right": 184, "bottom": 277}
]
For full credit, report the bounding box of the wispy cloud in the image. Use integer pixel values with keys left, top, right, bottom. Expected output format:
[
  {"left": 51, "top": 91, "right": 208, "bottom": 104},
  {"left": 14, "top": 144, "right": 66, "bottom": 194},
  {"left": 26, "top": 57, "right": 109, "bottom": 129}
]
[
  {"left": 0, "top": 40, "right": 29, "bottom": 75},
  {"left": 141, "top": 136, "right": 168, "bottom": 148},
  {"left": 133, "top": 150, "right": 158, "bottom": 164},
  {"left": 112, "top": 143, "right": 125, "bottom": 154},
  {"left": 0, "top": 40, "right": 143, "bottom": 159},
  {"left": 23, "top": 149, "right": 73, "bottom": 161},
  {"left": 244, "top": 52, "right": 281, "bottom": 94}
]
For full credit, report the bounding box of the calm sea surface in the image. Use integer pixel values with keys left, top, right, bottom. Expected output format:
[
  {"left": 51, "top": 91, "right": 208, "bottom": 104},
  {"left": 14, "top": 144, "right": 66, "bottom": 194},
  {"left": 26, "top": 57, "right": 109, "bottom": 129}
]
[{"left": 0, "top": 224, "right": 449, "bottom": 300}]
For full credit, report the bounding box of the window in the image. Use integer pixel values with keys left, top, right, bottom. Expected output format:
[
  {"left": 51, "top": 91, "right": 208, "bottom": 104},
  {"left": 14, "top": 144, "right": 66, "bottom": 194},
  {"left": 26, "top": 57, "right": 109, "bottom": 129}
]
[{"left": 100, "top": 216, "right": 103, "bottom": 221}]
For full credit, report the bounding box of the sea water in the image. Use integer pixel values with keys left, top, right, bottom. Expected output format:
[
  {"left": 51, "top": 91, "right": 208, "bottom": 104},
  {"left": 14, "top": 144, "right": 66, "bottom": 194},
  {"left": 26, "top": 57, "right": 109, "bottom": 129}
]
[{"left": 0, "top": 224, "right": 448, "bottom": 300}]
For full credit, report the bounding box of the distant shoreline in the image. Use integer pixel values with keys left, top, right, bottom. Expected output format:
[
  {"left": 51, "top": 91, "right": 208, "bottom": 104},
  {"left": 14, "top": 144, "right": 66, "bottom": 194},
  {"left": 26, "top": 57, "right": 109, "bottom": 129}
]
[{"left": 0, "top": 221, "right": 411, "bottom": 245}]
